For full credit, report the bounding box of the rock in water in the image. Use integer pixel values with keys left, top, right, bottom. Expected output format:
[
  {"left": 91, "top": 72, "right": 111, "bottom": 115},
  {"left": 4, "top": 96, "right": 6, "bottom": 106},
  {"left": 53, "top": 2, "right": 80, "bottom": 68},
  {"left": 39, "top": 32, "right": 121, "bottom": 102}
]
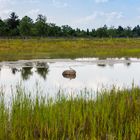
[{"left": 62, "top": 69, "right": 76, "bottom": 79}]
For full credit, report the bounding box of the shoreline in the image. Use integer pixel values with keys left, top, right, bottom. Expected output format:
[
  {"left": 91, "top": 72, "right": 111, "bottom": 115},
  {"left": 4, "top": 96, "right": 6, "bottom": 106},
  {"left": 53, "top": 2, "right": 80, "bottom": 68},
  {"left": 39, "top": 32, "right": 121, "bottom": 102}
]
[{"left": 0, "top": 58, "right": 140, "bottom": 68}]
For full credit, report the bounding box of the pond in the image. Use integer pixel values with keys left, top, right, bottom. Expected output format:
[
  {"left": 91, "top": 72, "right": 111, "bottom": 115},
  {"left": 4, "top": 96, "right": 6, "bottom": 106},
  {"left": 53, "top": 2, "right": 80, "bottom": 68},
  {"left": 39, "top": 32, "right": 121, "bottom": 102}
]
[{"left": 0, "top": 58, "right": 140, "bottom": 98}]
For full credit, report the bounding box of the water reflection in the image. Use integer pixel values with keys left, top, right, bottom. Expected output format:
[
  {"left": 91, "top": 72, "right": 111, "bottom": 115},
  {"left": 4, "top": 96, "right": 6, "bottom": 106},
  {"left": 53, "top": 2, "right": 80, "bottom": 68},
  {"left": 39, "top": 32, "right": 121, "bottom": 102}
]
[
  {"left": 97, "top": 62, "right": 131, "bottom": 68},
  {"left": 36, "top": 62, "right": 49, "bottom": 80},
  {"left": 36, "top": 67, "right": 49, "bottom": 80},
  {"left": 21, "top": 67, "right": 33, "bottom": 80},
  {"left": 97, "top": 64, "right": 106, "bottom": 67},
  {"left": 11, "top": 68, "right": 19, "bottom": 75},
  {"left": 0, "top": 58, "right": 140, "bottom": 98},
  {"left": 24, "top": 62, "right": 33, "bottom": 67},
  {"left": 125, "top": 62, "right": 131, "bottom": 67},
  {"left": 108, "top": 64, "right": 114, "bottom": 67},
  {"left": 124, "top": 58, "right": 131, "bottom": 67},
  {"left": 36, "top": 62, "right": 48, "bottom": 68}
]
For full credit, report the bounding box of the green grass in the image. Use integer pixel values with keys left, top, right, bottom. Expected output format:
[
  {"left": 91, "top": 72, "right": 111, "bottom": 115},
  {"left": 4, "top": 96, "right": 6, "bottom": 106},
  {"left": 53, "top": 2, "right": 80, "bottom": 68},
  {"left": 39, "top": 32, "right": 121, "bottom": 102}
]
[
  {"left": 1, "top": 86, "right": 140, "bottom": 139},
  {"left": 1, "top": 38, "right": 140, "bottom": 61}
]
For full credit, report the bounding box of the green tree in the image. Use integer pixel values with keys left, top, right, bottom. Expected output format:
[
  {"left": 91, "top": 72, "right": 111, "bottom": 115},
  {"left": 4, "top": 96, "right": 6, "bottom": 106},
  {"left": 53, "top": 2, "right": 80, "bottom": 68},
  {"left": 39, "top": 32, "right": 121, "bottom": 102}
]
[
  {"left": 117, "top": 26, "right": 124, "bottom": 37},
  {"left": 47, "top": 23, "right": 62, "bottom": 36},
  {"left": 96, "top": 25, "right": 109, "bottom": 38},
  {"left": 6, "top": 12, "right": 19, "bottom": 36},
  {"left": 0, "top": 19, "right": 6, "bottom": 36},
  {"left": 86, "top": 29, "right": 90, "bottom": 36},
  {"left": 48, "top": 23, "right": 57, "bottom": 36},
  {"left": 35, "top": 14, "right": 47, "bottom": 36},
  {"left": 61, "top": 25, "right": 73, "bottom": 37},
  {"left": 133, "top": 25, "right": 140, "bottom": 37},
  {"left": 107, "top": 26, "right": 117, "bottom": 38},
  {"left": 75, "top": 28, "right": 81, "bottom": 37},
  {"left": 90, "top": 29, "right": 96, "bottom": 37},
  {"left": 19, "top": 16, "right": 33, "bottom": 37},
  {"left": 124, "top": 26, "right": 132, "bottom": 37}
]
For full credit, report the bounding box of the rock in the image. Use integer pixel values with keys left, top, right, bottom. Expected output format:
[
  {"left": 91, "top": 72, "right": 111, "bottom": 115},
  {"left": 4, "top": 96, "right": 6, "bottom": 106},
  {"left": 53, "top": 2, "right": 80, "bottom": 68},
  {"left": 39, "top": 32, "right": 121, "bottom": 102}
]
[{"left": 62, "top": 69, "right": 76, "bottom": 79}]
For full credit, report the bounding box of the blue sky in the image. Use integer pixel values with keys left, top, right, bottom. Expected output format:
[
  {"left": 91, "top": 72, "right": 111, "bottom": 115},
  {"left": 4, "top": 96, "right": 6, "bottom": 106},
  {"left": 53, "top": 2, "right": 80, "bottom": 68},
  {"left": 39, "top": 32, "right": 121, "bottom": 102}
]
[{"left": 0, "top": 0, "right": 140, "bottom": 29}]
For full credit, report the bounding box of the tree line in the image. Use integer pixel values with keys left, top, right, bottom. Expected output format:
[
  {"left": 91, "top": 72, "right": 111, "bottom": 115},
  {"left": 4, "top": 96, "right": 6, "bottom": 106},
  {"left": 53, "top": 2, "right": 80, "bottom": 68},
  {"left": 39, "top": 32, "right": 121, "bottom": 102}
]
[{"left": 0, "top": 12, "right": 140, "bottom": 38}]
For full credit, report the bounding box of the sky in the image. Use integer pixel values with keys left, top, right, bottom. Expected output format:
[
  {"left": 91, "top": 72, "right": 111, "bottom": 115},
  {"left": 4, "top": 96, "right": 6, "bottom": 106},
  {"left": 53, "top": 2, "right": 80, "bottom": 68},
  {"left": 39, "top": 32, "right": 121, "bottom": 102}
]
[{"left": 0, "top": 0, "right": 140, "bottom": 29}]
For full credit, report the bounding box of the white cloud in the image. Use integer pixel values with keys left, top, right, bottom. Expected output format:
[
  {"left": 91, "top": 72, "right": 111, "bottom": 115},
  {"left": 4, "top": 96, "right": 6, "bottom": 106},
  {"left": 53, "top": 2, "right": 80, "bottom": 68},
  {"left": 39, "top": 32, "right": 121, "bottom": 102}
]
[
  {"left": 22, "top": 0, "right": 39, "bottom": 4},
  {"left": 102, "top": 11, "right": 123, "bottom": 21},
  {"left": 94, "top": 0, "right": 109, "bottom": 3},
  {"left": 0, "top": 0, "right": 14, "bottom": 18},
  {"left": 75, "top": 11, "right": 123, "bottom": 23},
  {"left": 0, "top": 0, "right": 41, "bottom": 18},
  {"left": 72, "top": 11, "right": 124, "bottom": 29},
  {"left": 0, "top": 9, "right": 12, "bottom": 17},
  {"left": 75, "top": 14, "right": 97, "bottom": 24},
  {"left": 137, "top": 16, "right": 140, "bottom": 19},
  {"left": 28, "top": 0, "right": 39, "bottom": 3},
  {"left": 52, "top": 0, "right": 68, "bottom": 8},
  {"left": 27, "top": 9, "right": 40, "bottom": 17}
]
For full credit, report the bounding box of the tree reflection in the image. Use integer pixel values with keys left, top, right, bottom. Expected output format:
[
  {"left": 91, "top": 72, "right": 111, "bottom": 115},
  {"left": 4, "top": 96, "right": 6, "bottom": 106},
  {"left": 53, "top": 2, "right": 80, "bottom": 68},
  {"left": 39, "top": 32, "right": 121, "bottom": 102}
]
[
  {"left": 97, "top": 64, "right": 106, "bottom": 67},
  {"left": 36, "top": 67, "right": 49, "bottom": 80},
  {"left": 21, "top": 67, "right": 33, "bottom": 80},
  {"left": 125, "top": 62, "right": 131, "bottom": 67},
  {"left": 125, "top": 58, "right": 131, "bottom": 67},
  {"left": 24, "top": 62, "right": 33, "bottom": 67},
  {"left": 11, "top": 68, "right": 19, "bottom": 75},
  {"left": 36, "top": 62, "right": 49, "bottom": 80},
  {"left": 108, "top": 64, "right": 114, "bottom": 67}
]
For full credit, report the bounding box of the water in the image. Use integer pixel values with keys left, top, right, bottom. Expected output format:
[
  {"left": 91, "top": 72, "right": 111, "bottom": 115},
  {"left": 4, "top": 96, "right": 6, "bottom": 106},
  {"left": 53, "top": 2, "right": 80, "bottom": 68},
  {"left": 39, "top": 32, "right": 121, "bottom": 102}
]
[{"left": 0, "top": 58, "right": 140, "bottom": 98}]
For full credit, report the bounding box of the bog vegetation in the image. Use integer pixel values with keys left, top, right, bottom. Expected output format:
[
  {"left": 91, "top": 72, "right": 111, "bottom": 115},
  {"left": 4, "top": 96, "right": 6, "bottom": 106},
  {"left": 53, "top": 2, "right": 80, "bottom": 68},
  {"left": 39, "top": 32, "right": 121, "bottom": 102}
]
[
  {"left": 1, "top": 12, "right": 140, "bottom": 38},
  {"left": 0, "top": 86, "right": 140, "bottom": 140},
  {"left": 1, "top": 38, "right": 140, "bottom": 61}
]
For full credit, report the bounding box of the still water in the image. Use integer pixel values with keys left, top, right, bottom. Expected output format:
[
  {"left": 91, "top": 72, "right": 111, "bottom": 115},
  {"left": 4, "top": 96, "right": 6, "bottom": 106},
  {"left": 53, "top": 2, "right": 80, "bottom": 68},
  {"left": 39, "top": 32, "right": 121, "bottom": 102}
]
[{"left": 0, "top": 58, "right": 140, "bottom": 97}]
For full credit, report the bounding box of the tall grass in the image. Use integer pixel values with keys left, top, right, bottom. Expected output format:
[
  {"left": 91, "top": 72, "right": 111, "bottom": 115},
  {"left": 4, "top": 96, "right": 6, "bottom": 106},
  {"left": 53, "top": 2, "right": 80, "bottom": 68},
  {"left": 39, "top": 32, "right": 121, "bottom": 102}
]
[
  {"left": 0, "top": 86, "right": 140, "bottom": 139},
  {"left": 1, "top": 38, "right": 140, "bottom": 61}
]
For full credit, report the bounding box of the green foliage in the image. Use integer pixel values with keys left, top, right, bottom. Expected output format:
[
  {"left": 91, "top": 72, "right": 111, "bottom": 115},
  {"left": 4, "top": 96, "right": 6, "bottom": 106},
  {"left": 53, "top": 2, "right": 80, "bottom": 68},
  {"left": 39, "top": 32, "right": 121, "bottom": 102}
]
[
  {"left": 96, "top": 25, "right": 109, "bottom": 38},
  {"left": 0, "top": 19, "right": 6, "bottom": 36},
  {"left": 35, "top": 14, "right": 47, "bottom": 36},
  {"left": 0, "top": 86, "right": 140, "bottom": 139},
  {"left": 19, "top": 16, "right": 33, "bottom": 37},
  {"left": 1, "top": 12, "right": 140, "bottom": 37},
  {"left": 6, "top": 12, "right": 20, "bottom": 36}
]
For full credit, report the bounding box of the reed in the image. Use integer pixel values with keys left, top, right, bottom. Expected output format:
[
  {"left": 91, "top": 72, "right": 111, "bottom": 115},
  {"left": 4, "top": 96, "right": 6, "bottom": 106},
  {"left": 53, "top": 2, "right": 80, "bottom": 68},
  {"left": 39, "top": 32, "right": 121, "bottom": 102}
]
[{"left": 0, "top": 86, "right": 140, "bottom": 139}]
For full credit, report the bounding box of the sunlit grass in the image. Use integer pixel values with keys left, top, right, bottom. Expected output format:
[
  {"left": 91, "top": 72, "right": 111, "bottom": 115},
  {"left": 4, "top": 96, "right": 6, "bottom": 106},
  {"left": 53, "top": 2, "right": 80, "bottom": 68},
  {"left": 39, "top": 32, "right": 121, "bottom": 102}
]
[
  {"left": 1, "top": 38, "right": 140, "bottom": 61},
  {"left": 0, "top": 86, "right": 140, "bottom": 139}
]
